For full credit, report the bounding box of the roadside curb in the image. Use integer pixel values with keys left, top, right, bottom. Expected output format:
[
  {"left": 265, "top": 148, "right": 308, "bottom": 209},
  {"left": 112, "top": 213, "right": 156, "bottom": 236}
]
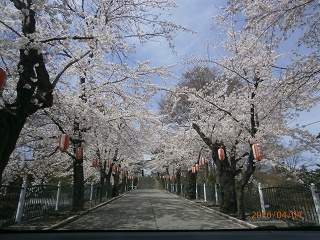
[
  {"left": 193, "top": 202, "right": 258, "bottom": 229},
  {"left": 43, "top": 191, "right": 129, "bottom": 230},
  {"left": 163, "top": 190, "right": 257, "bottom": 229}
]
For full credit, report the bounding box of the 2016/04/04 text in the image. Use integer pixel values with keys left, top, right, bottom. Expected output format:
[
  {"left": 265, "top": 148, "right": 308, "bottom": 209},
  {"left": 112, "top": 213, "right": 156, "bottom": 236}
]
[{"left": 252, "top": 211, "right": 303, "bottom": 220}]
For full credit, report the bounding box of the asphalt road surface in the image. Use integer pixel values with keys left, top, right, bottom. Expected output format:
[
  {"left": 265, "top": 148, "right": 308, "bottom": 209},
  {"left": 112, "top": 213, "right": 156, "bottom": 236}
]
[{"left": 59, "top": 189, "right": 247, "bottom": 230}]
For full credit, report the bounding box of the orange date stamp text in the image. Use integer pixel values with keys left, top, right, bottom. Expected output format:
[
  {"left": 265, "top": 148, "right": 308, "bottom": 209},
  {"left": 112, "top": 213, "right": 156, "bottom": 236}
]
[{"left": 251, "top": 211, "right": 303, "bottom": 220}]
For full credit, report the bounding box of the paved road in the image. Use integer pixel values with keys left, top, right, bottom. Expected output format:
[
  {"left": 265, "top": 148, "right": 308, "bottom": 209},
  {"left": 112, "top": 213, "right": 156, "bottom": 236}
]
[{"left": 59, "top": 189, "right": 247, "bottom": 230}]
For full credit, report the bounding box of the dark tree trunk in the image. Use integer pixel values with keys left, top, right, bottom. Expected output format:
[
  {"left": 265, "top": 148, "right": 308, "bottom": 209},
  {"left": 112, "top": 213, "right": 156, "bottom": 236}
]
[
  {"left": 236, "top": 185, "right": 246, "bottom": 220},
  {"left": 72, "top": 159, "right": 84, "bottom": 212},
  {"left": 192, "top": 123, "right": 237, "bottom": 214},
  {"left": 112, "top": 173, "right": 120, "bottom": 197},
  {"left": 187, "top": 171, "right": 196, "bottom": 199},
  {"left": 176, "top": 170, "right": 181, "bottom": 195},
  {"left": 236, "top": 147, "right": 256, "bottom": 219},
  {"left": 120, "top": 176, "right": 127, "bottom": 193},
  {"left": 219, "top": 170, "right": 237, "bottom": 214},
  {"left": 0, "top": 2, "right": 53, "bottom": 183},
  {"left": 99, "top": 161, "right": 106, "bottom": 201},
  {"left": 161, "top": 178, "right": 165, "bottom": 189},
  {"left": 71, "top": 118, "right": 85, "bottom": 212},
  {"left": 190, "top": 77, "right": 261, "bottom": 218},
  {"left": 192, "top": 122, "right": 257, "bottom": 218},
  {"left": 105, "top": 167, "right": 112, "bottom": 196},
  {"left": 0, "top": 113, "right": 26, "bottom": 183}
]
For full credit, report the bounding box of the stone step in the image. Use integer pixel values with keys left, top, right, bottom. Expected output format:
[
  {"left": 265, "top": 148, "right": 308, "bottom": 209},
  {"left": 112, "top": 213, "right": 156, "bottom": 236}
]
[{"left": 137, "top": 177, "right": 155, "bottom": 189}]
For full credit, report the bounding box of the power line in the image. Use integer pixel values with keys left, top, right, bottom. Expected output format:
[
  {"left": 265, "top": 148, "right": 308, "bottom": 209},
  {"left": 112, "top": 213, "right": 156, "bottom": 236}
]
[{"left": 301, "top": 120, "right": 320, "bottom": 128}]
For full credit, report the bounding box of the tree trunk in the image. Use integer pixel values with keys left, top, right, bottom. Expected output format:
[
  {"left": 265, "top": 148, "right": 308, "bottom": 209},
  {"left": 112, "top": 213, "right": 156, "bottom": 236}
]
[
  {"left": 112, "top": 173, "right": 120, "bottom": 197},
  {"left": 0, "top": 3, "right": 53, "bottom": 183},
  {"left": 120, "top": 176, "right": 127, "bottom": 193},
  {"left": 236, "top": 184, "right": 246, "bottom": 220},
  {"left": 187, "top": 171, "right": 196, "bottom": 199},
  {"left": 105, "top": 167, "right": 112, "bottom": 197},
  {"left": 161, "top": 178, "right": 165, "bottom": 189},
  {"left": 72, "top": 159, "right": 84, "bottom": 212},
  {"left": 236, "top": 147, "right": 256, "bottom": 219},
  {"left": 192, "top": 123, "right": 237, "bottom": 214},
  {"left": 0, "top": 112, "right": 27, "bottom": 183},
  {"left": 219, "top": 170, "right": 237, "bottom": 214},
  {"left": 99, "top": 161, "right": 106, "bottom": 201},
  {"left": 176, "top": 170, "right": 181, "bottom": 195}
]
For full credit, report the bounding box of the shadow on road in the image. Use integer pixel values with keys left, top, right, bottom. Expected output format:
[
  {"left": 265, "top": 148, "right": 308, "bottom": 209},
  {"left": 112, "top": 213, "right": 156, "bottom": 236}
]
[{"left": 60, "top": 189, "right": 246, "bottom": 230}]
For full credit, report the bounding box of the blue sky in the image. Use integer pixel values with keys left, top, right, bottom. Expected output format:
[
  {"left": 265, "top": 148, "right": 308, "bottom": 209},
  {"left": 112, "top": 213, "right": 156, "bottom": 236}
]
[
  {"left": 133, "top": 0, "right": 319, "bottom": 152},
  {"left": 131, "top": 0, "right": 219, "bottom": 111},
  {"left": 132, "top": 0, "right": 218, "bottom": 80}
]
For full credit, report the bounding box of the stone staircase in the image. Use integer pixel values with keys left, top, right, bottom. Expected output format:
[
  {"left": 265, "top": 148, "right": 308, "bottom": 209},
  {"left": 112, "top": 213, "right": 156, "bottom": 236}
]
[{"left": 137, "top": 176, "right": 156, "bottom": 189}]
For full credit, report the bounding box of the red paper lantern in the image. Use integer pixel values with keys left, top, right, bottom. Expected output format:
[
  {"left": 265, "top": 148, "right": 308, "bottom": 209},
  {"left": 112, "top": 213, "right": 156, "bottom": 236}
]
[
  {"left": 92, "top": 158, "right": 99, "bottom": 167},
  {"left": 75, "top": 147, "right": 83, "bottom": 160},
  {"left": 0, "top": 68, "right": 6, "bottom": 90},
  {"left": 192, "top": 166, "right": 196, "bottom": 174},
  {"left": 200, "top": 157, "right": 206, "bottom": 166},
  {"left": 121, "top": 170, "right": 126, "bottom": 177},
  {"left": 252, "top": 143, "right": 264, "bottom": 161},
  {"left": 58, "top": 133, "right": 68, "bottom": 152},
  {"left": 195, "top": 163, "right": 199, "bottom": 172},
  {"left": 116, "top": 165, "right": 121, "bottom": 173},
  {"left": 107, "top": 159, "right": 112, "bottom": 168},
  {"left": 181, "top": 172, "right": 184, "bottom": 177},
  {"left": 218, "top": 147, "right": 225, "bottom": 161}
]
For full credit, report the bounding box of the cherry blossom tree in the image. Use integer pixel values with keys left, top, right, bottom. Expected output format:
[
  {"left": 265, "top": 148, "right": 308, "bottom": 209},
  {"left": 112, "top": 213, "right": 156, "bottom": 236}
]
[
  {"left": 158, "top": 0, "right": 319, "bottom": 218},
  {"left": 1, "top": 92, "right": 138, "bottom": 180},
  {"left": 0, "top": 0, "right": 189, "bottom": 183}
]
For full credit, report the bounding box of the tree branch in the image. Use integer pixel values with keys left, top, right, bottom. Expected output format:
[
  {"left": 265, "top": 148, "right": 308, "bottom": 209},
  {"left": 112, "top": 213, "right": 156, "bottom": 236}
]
[
  {"left": 51, "top": 50, "right": 91, "bottom": 88},
  {"left": 10, "top": 0, "right": 26, "bottom": 10},
  {"left": 40, "top": 36, "right": 95, "bottom": 43},
  {"left": 192, "top": 123, "right": 213, "bottom": 148},
  {"left": 191, "top": 91, "right": 240, "bottom": 123},
  {"left": 65, "top": 150, "right": 76, "bottom": 160},
  {"left": 48, "top": 146, "right": 59, "bottom": 157},
  {"left": 0, "top": 20, "right": 22, "bottom": 37},
  {"left": 44, "top": 110, "right": 66, "bottom": 133}
]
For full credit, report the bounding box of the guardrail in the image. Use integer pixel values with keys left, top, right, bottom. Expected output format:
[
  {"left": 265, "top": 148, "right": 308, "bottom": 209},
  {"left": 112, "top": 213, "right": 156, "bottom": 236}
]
[
  {"left": 0, "top": 185, "right": 20, "bottom": 227},
  {"left": 259, "top": 183, "right": 320, "bottom": 226},
  {"left": 164, "top": 182, "right": 220, "bottom": 206},
  {"left": 0, "top": 182, "right": 131, "bottom": 227},
  {"left": 160, "top": 180, "right": 320, "bottom": 226}
]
